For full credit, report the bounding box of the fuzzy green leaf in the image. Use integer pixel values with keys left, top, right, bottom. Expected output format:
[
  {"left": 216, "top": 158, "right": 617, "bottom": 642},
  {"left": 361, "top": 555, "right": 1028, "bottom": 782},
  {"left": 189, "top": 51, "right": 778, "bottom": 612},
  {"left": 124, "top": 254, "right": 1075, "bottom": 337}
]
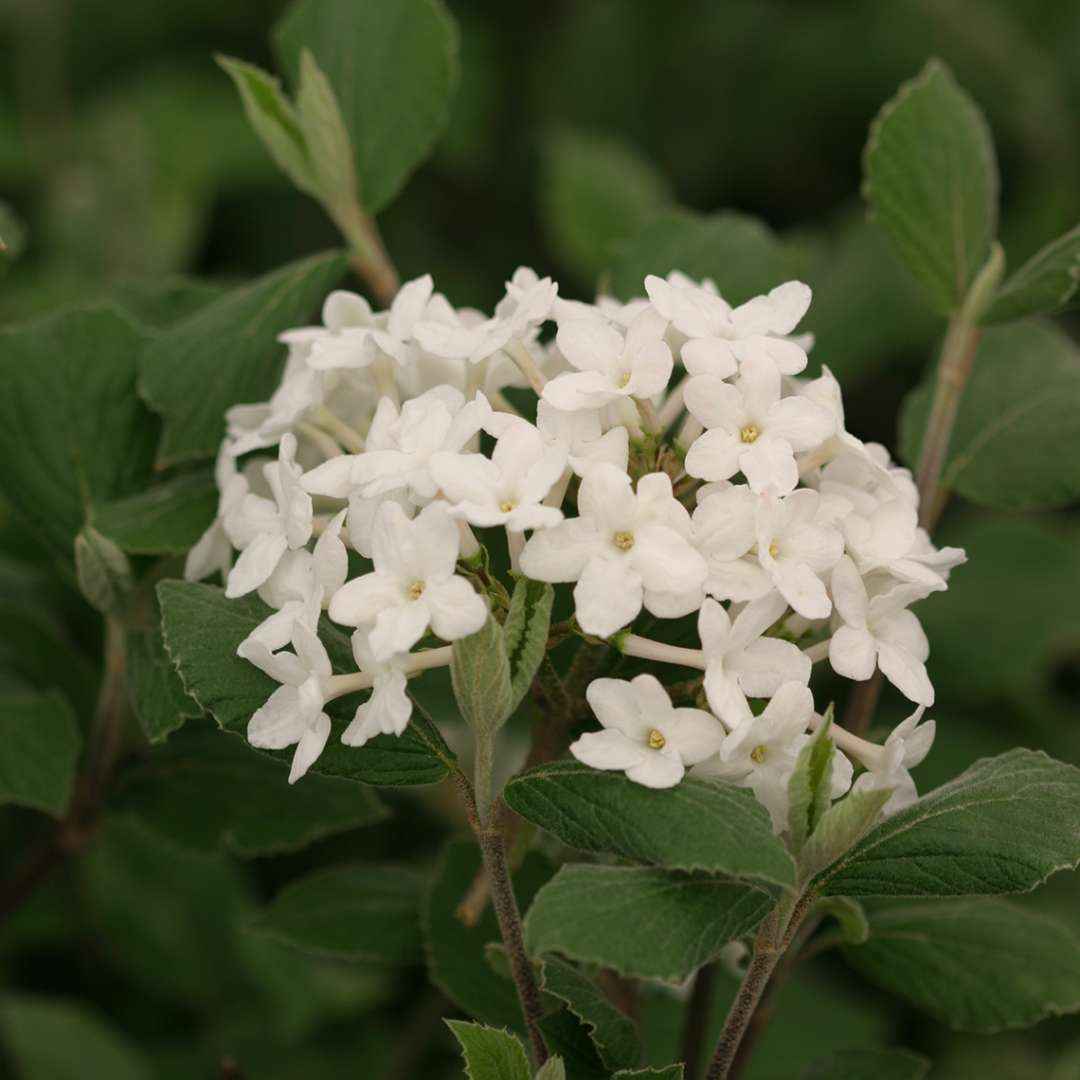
[
  {"left": 525, "top": 864, "right": 770, "bottom": 983},
  {"left": 799, "top": 788, "right": 892, "bottom": 884},
  {"left": 125, "top": 627, "right": 202, "bottom": 742},
  {"left": 610, "top": 209, "right": 795, "bottom": 305},
  {"left": 504, "top": 761, "right": 795, "bottom": 887},
  {"left": 94, "top": 470, "right": 217, "bottom": 556},
  {"left": 822, "top": 749, "right": 1080, "bottom": 897},
  {"left": 446, "top": 1020, "right": 530, "bottom": 1080},
  {"left": 983, "top": 224, "right": 1080, "bottom": 324},
  {"left": 503, "top": 577, "right": 553, "bottom": 714},
  {"left": 273, "top": 0, "right": 459, "bottom": 214},
  {"left": 0, "top": 304, "right": 157, "bottom": 559},
  {"left": 539, "top": 129, "right": 670, "bottom": 283},
  {"left": 540, "top": 955, "right": 641, "bottom": 1071},
  {"left": 845, "top": 899, "right": 1080, "bottom": 1032},
  {"left": 216, "top": 55, "right": 319, "bottom": 197},
  {"left": 112, "top": 723, "right": 386, "bottom": 855},
  {"left": 863, "top": 59, "right": 998, "bottom": 312},
  {"left": 900, "top": 321, "right": 1080, "bottom": 511},
  {"left": 451, "top": 613, "right": 512, "bottom": 735},
  {"left": 251, "top": 863, "right": 424, "bottom": 964},
  {"left": 0, "top": 691, "right": 81, "bottom": 817},
  {"left": 158, "top": 580, "right": 453, "bottom": 786},
  {"left": 800, "top": 1047, "right": 930, "bottom": 1080},
  {"left": 0, "top": 997, "right": 151, "bottom": 1080},
  {"left": 139, "top": 251, "right": 346, "bottom": 466},
  {"left": 74, "top": 525, "right": 133, "bottom": 615},
  {"left": 787, "top": 708, "right": 834, "bottom": 851}
]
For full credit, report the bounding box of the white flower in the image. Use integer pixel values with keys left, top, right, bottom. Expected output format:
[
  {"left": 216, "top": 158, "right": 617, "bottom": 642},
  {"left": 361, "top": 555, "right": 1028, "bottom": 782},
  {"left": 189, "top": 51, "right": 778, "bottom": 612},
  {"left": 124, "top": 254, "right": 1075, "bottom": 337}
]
[
  {"left": 328, "top": 501, "right": 487, "bottom": 661},
  {"left": 303, "top": 289, "right": 379, "bottom": 371},
  {"left": 753, "top": 490, "right": 845, "bottom": 619},
  {"left": 185, "top": 442, "right": 250, "bottom": 583},
  {"left": 415, "top": 267, "right": 556, "bottom": 365},
  {"left": 699, "top": 594, "right": 811, "bottom": 728},
  {"left": 239, "top": 623, "right": 334, "bottom": 784},
  {"left": 223, "top": 433, "right": 313, "bottom": 598},
  {"left": 240, "top": 510, "right": 349, "bottom": 653},
  {"left": 302, "top": 386, "right": 491, "bottom": 505},
  {"left": 645, "top": 274, "right": 811, "bottom": 377},
  {"left": 429, "top": 418, "right": 567, "bottom": 532},
  {"left": 851, "top": 706, "right": 935, "bottom": 815},
  {"left": 519, "top": 464, "right": 707, "bottom": 637},
  {"left": 699, "top": 682, "right": 816, "bottom": 829},
  {"left": 828, "top": 556, "right": 939, "bottom": 706},
  {"left": 684, "top": 353, "right": 834, "bottom": 493},
  {"left": 368, "top": 273, "right": 435, "bottom": 366},
  {"left": 542, "top": 308, "right": 673, "bottom": 410},
  {"left": 535, "top": 399, "right": 630, "bottom": 477},
  {"left": 691, "top": 484, "right": 762, "bottom": 602},
  {"left": 340, "top": 632, "right": 413, "bottom": 747},
  {"left": 571, "top": 674, "right": 726, "bottom": 788}
]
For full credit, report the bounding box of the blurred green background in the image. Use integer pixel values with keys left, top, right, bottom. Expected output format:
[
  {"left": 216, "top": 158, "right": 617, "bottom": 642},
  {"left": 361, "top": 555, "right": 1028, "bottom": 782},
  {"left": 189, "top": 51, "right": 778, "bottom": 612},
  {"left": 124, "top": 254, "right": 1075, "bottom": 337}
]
[{"left": 1, "top": 1, "right": 1079, "bottom": 1077}]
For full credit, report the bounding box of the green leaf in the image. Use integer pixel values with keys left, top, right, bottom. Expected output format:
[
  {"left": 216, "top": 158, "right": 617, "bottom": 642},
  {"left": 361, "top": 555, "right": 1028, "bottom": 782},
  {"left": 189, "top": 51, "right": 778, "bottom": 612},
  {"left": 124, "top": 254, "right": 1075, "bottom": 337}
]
[
  {"left": 139, "top": 251, "right": 346, "bottom": 466},
  {"left": 799, "top": 788, "right": 891, "bottom": 884},
  {"left": 816, "top": 896, "right": 870, "bottom": 946},
  {"left": 158, "top": 580, "right": 452, "bottom": 786},
  {"left": 610, "top": 209, "right": 796, "bottom": 304},
  {"left": 525, "top": 864, "right": 770, "bottom": 983},
  {"left": 538, "top": 1009, "right": 609, "bottom": 1080},
  {"left": 424, "top": 836, "right": 553, "bottom": 1033},
  {"left": 251, "top": 863, "right": 424, "bottom": 964},
  {"left": 451, "top": 614, "right": 513, "bottom": 735},
  {"left": 445, "top": 1020, "right": 530, "bottom": 1080},
  {"left": 900, "top": 321, "right": 1080, "bottom": 511},
  {"left": 822, "top": 749, "right": 1080, "bottom": 897},
  {"left": 112, "top": 723, "right": 386, "bottom": 855},
  {"left": 273, "top": 0, "right": 459, "bottom": 215},
  {"left": 845, "top": 899, "right": 1080, "bottom": 1033},
  {"left": 0, "top": 691, "right": 80, "bottom": 817},
  {"left": 0, "top": 996, "right": 151, "bottom": 1080},
  {"left": 539, "top": 129, "right": 670, "bottom": 283},
  {"left": 296, "top": 48, "right": 363, "bottom": 240},
  {"left": 984, "top": 224, "right": 1080, "bottom": 324},
  {"left": 863, "top": 59, "right": 998, "bottom": 312},
  {"left": 800, "top": 1047, "right": 930, "bottom": 1080},
  {"left": 94, "top": 470, "right": 217, "bottom": 555},
  {"left": 216, "top": 55, "right": 320, "bottom": 197},
  {"left": 787, "top": 706, "right": 834, "bottom": 851},
  {"left": 540, "top": 955, "right": 641, "bottom": 1071},
  {"left": 74, "top": 525, "right": 133, "bottom": 614},
  {"left": 0, "top": 304, "right": 157, "bottom": 559},
  {"left": 111, "top": 277, "right": 226, "bottom": 329},
  {"left": 535, "top": 1059, "right": 567, "bottom": 1080},
  {"left": 613, "top": 1068, "right": 684, "bottom": 1079},
  {"left": 504, "top": 761, "right": 795, "bottom": 888},
  {"left": 125, "top": 626, "right": 202, "bottom": 742},
  {"left": 504, "top": 577, "right": 554, "bottom": 715}
]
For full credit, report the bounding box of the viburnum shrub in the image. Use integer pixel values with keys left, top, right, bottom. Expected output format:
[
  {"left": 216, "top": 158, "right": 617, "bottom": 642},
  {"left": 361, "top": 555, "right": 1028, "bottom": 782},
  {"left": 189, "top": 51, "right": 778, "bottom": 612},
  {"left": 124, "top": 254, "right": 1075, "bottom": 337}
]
[{"left": 2, "top": 3, "right": 1080, "bottom": 1078}]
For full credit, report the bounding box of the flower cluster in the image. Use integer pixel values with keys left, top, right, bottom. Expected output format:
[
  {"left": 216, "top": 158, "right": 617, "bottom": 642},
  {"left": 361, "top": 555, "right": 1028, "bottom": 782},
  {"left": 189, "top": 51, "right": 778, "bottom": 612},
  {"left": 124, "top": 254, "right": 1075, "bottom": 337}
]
[{"left": 188, "top": 266, "right": 963, "bottom": 828}]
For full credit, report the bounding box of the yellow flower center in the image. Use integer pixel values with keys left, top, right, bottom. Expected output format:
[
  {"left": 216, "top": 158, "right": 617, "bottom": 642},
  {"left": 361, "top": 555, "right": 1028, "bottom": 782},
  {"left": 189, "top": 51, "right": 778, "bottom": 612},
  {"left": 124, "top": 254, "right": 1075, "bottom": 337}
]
[
  {"left": 647, "top": 728, "right": 666, "bottom": 750},
  {"left": 740, "top": 423, "right": 760, "bottom": 444},
  {"left": 407, "top": 580, "right": 426, "bottom": 600},
  {"left": 613, "top": 530, "right": 635, "bottom": 551},
  {"left": 750, "top": 744, "right": 768, "bottom": 764},
  {"left": 617, "top": 370, "right": 632, "bottom": 388},
  {"left": 767, "top": 540, "right": 779, "bottom": 558},
  {"left": 499, "top": 499, "right": 517, "bottom": 513}
]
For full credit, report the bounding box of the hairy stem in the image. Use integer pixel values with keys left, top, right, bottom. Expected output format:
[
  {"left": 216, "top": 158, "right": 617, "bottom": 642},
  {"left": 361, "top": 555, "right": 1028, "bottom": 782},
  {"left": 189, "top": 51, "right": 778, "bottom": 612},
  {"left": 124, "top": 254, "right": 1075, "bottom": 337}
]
[
  {"left": 346, "top": 214, "right": 400, "bottom": 308},
  {"left": 705, "top": 895, "right": 814, "bottom": 1080},
  {"left": 477, "top": 813, "right": 549, "bottom": 1065}
]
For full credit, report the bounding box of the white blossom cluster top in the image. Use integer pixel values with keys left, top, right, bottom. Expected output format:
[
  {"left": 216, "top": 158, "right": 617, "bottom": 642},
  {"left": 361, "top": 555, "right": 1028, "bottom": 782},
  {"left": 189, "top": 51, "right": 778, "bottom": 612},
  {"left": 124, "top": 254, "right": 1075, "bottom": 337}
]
[{"left": 187, "top": 267, "right": 964, "bottom": 830}]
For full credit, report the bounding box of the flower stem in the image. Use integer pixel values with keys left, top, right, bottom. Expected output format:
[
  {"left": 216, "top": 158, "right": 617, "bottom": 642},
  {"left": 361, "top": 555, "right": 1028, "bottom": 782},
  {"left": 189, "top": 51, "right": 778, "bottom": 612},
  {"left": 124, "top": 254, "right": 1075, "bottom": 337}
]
[
  {"left": 452, "top": 766, "right": 548, "bottom": 1065},
  {"left": 346, "top": 215, "right": 401, "bottom": 308}
]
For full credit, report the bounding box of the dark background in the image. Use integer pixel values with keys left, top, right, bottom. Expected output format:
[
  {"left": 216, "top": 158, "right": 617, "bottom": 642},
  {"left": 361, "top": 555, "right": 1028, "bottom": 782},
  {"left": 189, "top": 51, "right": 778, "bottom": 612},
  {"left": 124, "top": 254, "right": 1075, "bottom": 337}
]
[{"left": 1, "top": 1, "right": 1079, "bottom": 1077}]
